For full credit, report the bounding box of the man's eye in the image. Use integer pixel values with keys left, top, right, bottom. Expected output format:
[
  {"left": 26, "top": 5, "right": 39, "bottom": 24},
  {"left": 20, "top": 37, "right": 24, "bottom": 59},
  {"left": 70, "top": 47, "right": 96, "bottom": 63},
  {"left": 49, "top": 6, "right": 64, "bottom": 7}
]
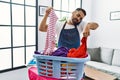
[{"left": 77, "top": 15, "right": 80, "bottom": 17}]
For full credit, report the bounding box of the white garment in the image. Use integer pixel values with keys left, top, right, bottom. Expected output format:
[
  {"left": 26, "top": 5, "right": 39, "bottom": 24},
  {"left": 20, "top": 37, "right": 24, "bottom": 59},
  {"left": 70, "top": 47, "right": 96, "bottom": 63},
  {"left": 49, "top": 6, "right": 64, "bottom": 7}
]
[{"left": 44, "top": 10, "right": 58, "bottom": 55}]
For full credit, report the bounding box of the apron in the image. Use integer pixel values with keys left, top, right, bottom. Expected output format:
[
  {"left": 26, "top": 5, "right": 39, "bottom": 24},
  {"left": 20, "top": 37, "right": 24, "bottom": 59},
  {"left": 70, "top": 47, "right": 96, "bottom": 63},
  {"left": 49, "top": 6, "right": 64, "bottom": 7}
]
[{"left": 58, "top": 21, "right": 80, "bottom": 49}]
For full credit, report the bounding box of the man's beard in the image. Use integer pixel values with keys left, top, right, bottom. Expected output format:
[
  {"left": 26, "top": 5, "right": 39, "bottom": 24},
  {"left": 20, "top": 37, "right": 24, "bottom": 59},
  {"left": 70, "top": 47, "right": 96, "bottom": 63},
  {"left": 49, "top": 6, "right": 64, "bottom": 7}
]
[{"left": 72, "top": 18, "right": 81, "bottom": 26}]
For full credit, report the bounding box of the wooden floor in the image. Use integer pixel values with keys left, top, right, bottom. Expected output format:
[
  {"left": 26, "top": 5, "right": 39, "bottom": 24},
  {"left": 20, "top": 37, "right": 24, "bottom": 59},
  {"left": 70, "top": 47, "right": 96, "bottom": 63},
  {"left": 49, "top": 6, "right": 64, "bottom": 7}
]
[
  {"left": 84, "top": 66, "right": 117, "bottom": 80},
  {"left": 84, "top": 76, "right": 94, "bottom": 80}
]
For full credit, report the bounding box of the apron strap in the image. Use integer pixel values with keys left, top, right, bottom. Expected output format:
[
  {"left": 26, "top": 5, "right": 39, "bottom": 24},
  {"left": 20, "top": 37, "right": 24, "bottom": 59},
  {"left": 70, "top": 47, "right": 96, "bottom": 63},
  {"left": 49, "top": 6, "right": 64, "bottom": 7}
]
[{"left": 62, "top": 21, "right": 67, "bottom": 29}]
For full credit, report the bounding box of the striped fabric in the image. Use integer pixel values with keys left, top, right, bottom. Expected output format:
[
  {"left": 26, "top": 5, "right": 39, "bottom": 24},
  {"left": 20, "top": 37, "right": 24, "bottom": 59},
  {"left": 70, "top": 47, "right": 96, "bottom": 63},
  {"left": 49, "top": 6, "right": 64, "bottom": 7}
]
[{"left": 44, "top": 10, "right": 58, "bottom": 55}]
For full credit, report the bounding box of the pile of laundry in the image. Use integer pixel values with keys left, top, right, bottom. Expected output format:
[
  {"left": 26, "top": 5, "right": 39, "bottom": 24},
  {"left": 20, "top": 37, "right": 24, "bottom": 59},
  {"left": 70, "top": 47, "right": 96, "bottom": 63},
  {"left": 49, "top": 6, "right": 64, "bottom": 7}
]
[{"left": 35, "top": 37, "right": 88, "bottom": 58}]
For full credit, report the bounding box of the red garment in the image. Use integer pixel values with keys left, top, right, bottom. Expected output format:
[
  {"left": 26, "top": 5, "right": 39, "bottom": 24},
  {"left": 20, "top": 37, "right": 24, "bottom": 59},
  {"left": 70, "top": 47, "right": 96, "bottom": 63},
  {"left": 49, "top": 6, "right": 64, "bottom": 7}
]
[{"left": 67, "top": 37, "right": 88, "bottom": 58}]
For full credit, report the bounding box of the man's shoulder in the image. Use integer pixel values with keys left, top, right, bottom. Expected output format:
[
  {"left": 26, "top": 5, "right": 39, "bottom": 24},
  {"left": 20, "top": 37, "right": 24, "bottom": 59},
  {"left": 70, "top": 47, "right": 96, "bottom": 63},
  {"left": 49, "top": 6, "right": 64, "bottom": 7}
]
[{"left": 56, "top": 20, "right": 66, "bottom": 26}]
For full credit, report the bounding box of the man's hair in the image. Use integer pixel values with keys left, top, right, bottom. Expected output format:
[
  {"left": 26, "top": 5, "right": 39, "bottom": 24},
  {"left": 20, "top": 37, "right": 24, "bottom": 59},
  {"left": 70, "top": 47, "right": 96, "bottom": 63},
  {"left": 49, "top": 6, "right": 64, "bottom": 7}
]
[{"left": 75, "top": 8, "right": 86, "bottom": 16}]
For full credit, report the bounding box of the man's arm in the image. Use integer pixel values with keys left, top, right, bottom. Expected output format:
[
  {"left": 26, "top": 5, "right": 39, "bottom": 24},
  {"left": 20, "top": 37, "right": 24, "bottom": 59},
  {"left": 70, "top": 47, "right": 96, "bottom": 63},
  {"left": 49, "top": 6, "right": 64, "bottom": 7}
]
[
  {"left": 83, "top": 22, "right": 99, "bottom": 37},
  {"left": 39, "top": 7, "right": 53, "bottom": 32},
  {"left": 87, "top": 22, "right": 99, "bottom": 30}
]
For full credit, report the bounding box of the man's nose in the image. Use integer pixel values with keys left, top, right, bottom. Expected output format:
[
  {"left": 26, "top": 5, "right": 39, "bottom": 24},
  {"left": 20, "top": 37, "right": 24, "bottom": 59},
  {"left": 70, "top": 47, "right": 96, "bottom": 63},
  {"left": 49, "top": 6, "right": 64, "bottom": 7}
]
[{"left": 77, "top": 18, "right": 81, "bottom": 22}]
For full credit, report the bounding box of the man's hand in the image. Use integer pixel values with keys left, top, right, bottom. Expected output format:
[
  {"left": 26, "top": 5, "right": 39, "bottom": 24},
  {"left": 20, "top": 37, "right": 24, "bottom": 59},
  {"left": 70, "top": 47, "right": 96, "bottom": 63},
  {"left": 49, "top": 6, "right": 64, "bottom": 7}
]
[
  {"left": 83, "top": 26, "right": 90, "bottom": 37},
  {"left": 39, "top": 7, "right": 53, "bottom": 32},
  {"left": 45, "top": 7, "right": 53, "bottom": 16}
]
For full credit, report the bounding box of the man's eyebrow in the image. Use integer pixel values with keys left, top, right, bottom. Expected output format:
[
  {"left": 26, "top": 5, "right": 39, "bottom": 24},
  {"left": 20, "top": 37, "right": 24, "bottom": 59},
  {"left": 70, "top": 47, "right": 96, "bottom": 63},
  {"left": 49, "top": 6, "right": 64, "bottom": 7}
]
[{"left": 77, "top": 14, "right": 83, "bottom": 17}]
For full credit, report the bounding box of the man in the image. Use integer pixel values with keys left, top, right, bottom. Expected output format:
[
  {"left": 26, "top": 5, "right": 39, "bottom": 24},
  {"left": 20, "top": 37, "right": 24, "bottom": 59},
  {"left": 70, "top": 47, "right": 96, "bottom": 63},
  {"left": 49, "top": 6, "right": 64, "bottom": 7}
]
[
  {"left": 39, "top": 7, "right": 99, "bottom": 49},
  {"left": 39, "top": 7, "right": 99, "bottom": 80}
]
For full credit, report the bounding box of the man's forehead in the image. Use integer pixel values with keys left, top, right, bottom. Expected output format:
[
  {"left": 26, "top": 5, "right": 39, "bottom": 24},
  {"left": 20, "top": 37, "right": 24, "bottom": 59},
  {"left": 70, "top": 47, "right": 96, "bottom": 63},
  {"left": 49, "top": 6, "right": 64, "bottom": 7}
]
[{"left": 77, "top": 11, "right": 85, "bottom": 17}]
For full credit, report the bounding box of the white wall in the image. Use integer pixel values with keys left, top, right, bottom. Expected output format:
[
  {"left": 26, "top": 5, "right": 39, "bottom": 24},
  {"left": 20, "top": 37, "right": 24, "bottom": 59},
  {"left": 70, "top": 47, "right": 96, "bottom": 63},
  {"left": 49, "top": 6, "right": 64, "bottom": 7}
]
[
  {"left": 38, "top": 0, "right": 52, "bottom": 51},
  {"left": 38, "top": 0, "right": 120, "bottom": 50},
  {"left": 82, "top": 0, "right": 92, "bottom": 21},
  {"left": 82, "top": 0, "right": 120, "bottom": 49}
]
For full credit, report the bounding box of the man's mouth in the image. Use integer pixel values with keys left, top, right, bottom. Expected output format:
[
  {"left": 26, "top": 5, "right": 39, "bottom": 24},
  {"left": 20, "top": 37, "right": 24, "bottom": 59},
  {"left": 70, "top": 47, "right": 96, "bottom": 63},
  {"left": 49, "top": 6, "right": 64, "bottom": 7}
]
[
  {"left": 72, "top": 18, "right": 81, "bottom": 26},
  {"left": 73, "top": 18, "right": 78, "bottom": 22}
]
